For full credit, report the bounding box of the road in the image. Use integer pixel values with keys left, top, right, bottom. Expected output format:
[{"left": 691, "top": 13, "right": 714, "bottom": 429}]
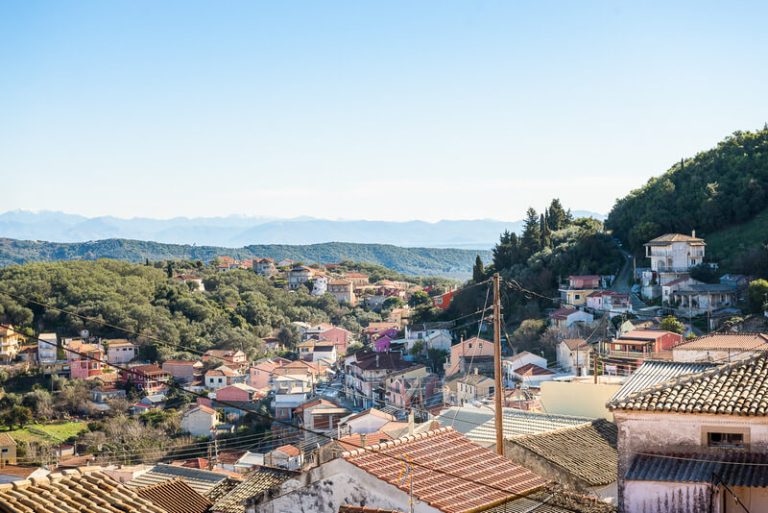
[{"left": 612, "top": 249, "right": 648, "bottom": 312}]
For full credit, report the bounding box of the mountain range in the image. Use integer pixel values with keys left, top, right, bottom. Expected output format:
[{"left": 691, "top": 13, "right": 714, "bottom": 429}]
[{"left": 0, "top": 210, "right": 605, "bottom": 249}]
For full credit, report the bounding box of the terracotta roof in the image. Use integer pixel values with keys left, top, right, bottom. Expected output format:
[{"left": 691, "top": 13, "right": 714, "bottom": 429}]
[
  {"left": 611, "top": 360, "right": 720, "bottom": 402},
  {"left": 619, "top": 330, "right": 672, "bottom": 341},
  {"left": 136, "top": 478, "right": 212, "bottom": 513},
  {"left": 645, "top": 233, "right": 705, "bottom": 244},
  {"left": 163, "top": 360, "right": 201, "bottom": 366},
  {"left": 0, "top": 432, "right": 15, "bottom": 446},
  {"left": 514, "top": 363, "right": 555, "bottom": 376},
  {"left": 674, "top": 333, "right": 768, "bottom": 352},
  {"left": 0, "top": 465, "right": 46, "bottom": 479},
  {"left": 212, "top": 467, "right": 295, "bottom": 513},
  {"left": 352, "top": 353, "right": 412, "bottom": 371},
  {"left": 339, "top": 507, "right": 405, "bottom": 513},
  {"left": 458, "top": 374, "right": 494, "bottom": 386},
  {"left": 0, "top": 467, "right": 167, "bottom": 513},
  {"left": 185, "top": 404, "right": 216, "bottom": 416},
  {"left": 506, "top": 420, "right": 618, "bottom": 487},
  {"left": 126, "top": 463, "right": 229, "bottom": 496},
  {"left": 343, "top": 428, "right": 546, "bottom": 513},
  {"left": 549, "top": 307, "right": 578, "bottom": 319},
  {"left": 336, "top": 432, "right": 392, "bottom": 452},
  {"left": 343, "top": 408, "right": 397, "bottom": 423},
  {"left": 609, "top": 352, "right": 768, "bottom": 415},
  {"left": 274, "top": 444, "right": 301, "bottom": 457},
  {"left": 562, "top": 338, "right": 589, "bottom": 351},
  {"left": 171, "top": 457, "right": 209, "bottom": 469}
]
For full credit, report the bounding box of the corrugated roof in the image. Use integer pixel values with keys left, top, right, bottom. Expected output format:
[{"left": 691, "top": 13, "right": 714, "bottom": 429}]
[
  {"left": 126, "top": 463, "right": 228, "bottom": 496},
  {"left": 343, "top": 428, "right": 546, "bottom": 513},
  {"left": 626, "top": 452, "right": 768, "bottom": 486},
  {"left": 136, "top": 478, "right": 212, "bottom": 513},
  {"left": 0, "top": 468, "right": 167, "bottom": 513},
  {"left": 212, "top": 467, "right": 295, "bottom": 513},
  {"left": 611, "top": 360, "right": 720, "bottom": 402},
  {"left": 609, "top": 352, "right": 768, "bottom": 415},
  {"left": 507, "top": 420, "right": 618, "bottom": 487}
]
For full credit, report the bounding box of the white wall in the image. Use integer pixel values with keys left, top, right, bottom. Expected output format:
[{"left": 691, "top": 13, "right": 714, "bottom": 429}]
[{"left": 540, "top": 381, "right": 620, "bottom": 420}]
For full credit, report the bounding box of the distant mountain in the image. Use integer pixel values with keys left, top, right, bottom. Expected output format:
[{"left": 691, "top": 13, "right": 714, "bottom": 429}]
[
  {"left": 0, "top": 238, "right": 493, "bottom": 278},
  {"left": 0, "top": 210, "right": 605, "bottom": 249}
]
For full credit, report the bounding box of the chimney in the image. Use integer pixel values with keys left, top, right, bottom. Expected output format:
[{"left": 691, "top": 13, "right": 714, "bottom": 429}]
[
  {"left": 360, "top": 433, "right": 367, "bottom": 448},
  {"left": 408, "top": 409, "right": 415, "bottom": 435},
  {"left": 692, "top": 229, "right": 696, "bottom": 238},
  {"left": 474, "top": 367, "right": 478, "bottom": 375},
  {"left": 376, "top": 354, "right": 379, "bottom": 367}
]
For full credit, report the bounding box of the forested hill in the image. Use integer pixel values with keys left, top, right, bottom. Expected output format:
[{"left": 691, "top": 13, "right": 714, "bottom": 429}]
[
  {"left": 0, "top": 238, "right": 491, "bottom": 278},
  {"left": 606, "top": 127, "right": 768, "bottom": 272}
]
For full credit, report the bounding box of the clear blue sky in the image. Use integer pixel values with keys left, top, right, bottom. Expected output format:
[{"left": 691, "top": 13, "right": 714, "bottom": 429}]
[{"left": 1, "top": 1, "right": 766, "bottom": 221}]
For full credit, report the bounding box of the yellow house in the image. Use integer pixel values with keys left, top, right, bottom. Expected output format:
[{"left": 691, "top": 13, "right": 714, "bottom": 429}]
[
  {"left": 0, "top": 433, "right": 17, "bottom": 466},
  {"left": 0, "top": 325, "right": 24, "bottom": 363}
]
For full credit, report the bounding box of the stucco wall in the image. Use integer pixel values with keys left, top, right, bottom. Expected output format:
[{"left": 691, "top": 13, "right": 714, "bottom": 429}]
[
  {"left": 540, "top": 381, "right": 620, "bottom": 420},
  {"left": 624, "top": 481, "right": 712, "bottom": 513}
]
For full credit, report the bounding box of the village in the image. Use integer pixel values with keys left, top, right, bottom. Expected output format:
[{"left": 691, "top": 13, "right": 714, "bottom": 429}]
[{"left": 0, "top": 230, "right": 767, "bottom": 513}]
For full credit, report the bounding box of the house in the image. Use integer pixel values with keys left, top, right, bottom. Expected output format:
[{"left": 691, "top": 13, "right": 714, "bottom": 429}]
[
  {"left": 245, "top": 427, "right": 561, "bottom": 513},
  {"left": 432, "top": 289, "right": 455, "bottom": 310},
  {"left": 502, "top": 351, "right": 548, "bottom": 386},
  {"left": 294, "top": 398, "right": 349, "bottom": 434},
  {"left": 311, "top": 275, "right": 328, "bottom": 296},
  {"left": 135, "top": 479, "right": 212, "bottom": 513},
  {"left": 557, "top": 338, "right": 592, "bottom": 376},
  {"left": 37, "top": 332, "right": 58, "bottom": 364},
  {"left": 162, "top": 359, "right": 204, "bottom": 384},
  {"left": 444, "top": 337, "right": 495, "bottom": 377},
  {"left": 272, "top": 375, "right": 312, "bottom": 420},
  {"left": 669, "top": 281, "right": 739, "bottom": 316},
  {"left": 672, "top": 332, "right": 768, "bottom": 363},
  {"left": 181, "top": 405, "right": 219, "bottom": 438},
  {"left": 215, "top": 383, "right": 259, "bottom": 402},
  {"left": 456, "top": 372, "right": 496, "bottom": 405},
  {"left": 363, "top": 322, "right": 400, "bottom": 342},
  {"left": 0, "top": 433, "right": 16, "bottom": 465},
  {"left": 344, "top": 352, "right": 415, "bottom": 408},
  {"left": 511, "top": 362, "right": 556, "bottom": 387},
  {"left": 66, "top": 340, "right": 104, "bottom": 379},
  {"left": 202, "top": 349, "right": 248, "bottom": 369},
  {"left": 373, "top": 335, "right": 392, "bottom": 352},
  {"left": 288, "top": 265, "right": 314, "bottom": 289},
  {"left": 175, "top": 274, "right": 206, "bottom": 292},
  {"left": 272, "top": 359, "right": 326, "bottom": 384},
  {"left": 318, "top": 431, "right": 392, "bottom": 464},
  {"left": 266, "top": 445, "right": 303, "bottom": 471},
  {"left": 338, "top": 408, "right": 396, "bottom": 436},
  {"left": 297, "top": 340, "right": 338, "bottom": 363},
  {"left": 586, "top": 290, "right": 631, "bottom": 316},
  {"left": 642, "top": 231, "right": 706, "bottom": 299},
  {"left": 328, "top": 279, "right": 357, "bottom": 305},
  {"left": 205, "top": 366, "right": 242, "bottom": 390},
  {"left": 504, "top": 419, "right": 618, "bottom": 502},
  {"left": 601, "top": 329, "right": 683, "bottom": 374},
  {"left": 559, "top": 275, "right": 602, "bottom": 307},
  {"left": 248, "top": 357, "right": 290, "bottom": 389},
  {"left": 215, "top": 255, "right": 239, "bottom": 271},
  {"left": 124, "top": 463, "right": 232, "bottom": 497},
  {"left": 105, "top": 339, "right": 137, "bottom": 364},
  {"left": 254, "top": 258, "right": 277, "bottom": 277},
  {"left": 121, "top": 364, "right": 170, "bottom": 393},
  {"left": 384, "top": 365, "right": 439, "bottom": 410},
  {"left": 608, "top": 352, "right": 768, "bottom": 512},
  {"left": 317, "top": 326, "right": 353, "bottom": 355},
  {"left": 90, "top": 386, "right": 127, "bottom": 405},
  {"left": 404, "top": 327, "right": 452, "bottom": 353},
  {"left": 0, "top": 325, "right": 23, "bottom": 363},
  {"left": 549, "top": 307, "right": 594, "bottom": 331},
  {"left": 720, "top": 273, "right": 750, "bottom": 299}
]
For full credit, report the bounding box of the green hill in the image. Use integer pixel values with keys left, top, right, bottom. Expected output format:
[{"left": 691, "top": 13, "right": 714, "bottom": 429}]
[
  {"left": 0, "top": 238, "right": 490, "bottom": 278},
  {"left": 606, "top": 126, "right": 768, "bottom": 274}
]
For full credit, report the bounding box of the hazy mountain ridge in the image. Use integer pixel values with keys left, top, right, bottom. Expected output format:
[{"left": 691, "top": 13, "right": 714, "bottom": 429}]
[
  {"left": 0, "top": 210, "right": 605, "bottom": 248},
  {"left": 0, "top": 237, "right": 494, "bottom": 278}
]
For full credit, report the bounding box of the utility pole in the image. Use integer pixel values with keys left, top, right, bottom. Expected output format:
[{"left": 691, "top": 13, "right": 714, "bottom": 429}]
[{"left": 492, "top": 273, "right": 504, "bottom": 456}]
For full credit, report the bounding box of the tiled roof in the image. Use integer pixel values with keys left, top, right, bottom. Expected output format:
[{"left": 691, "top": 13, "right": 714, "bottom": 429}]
[
  {"left": 343, "top": 428, "right": 546, "bottom": 513},
  {"left": 343, "top": 408, "right": 397, "bottom": 423},
  {"left": 273, "top": 444, "right": 301, "bottom": 457},
  {"left": 609, "top": 352, "right": 768, "bottom": 415},
  {"left": 611, "top": 360, "right": 720, "bottom": 402},
  {"left": 514, "top": 363, "right": 555, "bottom": 376},
  {"left": 0, "top": 467, "right": 167, "bottom": 513},
  {"left": 506, "top": 420, "right": 618, "bottom": 486},
  {"left": 619, "top": 330, "right": 671, "bottom": 341},
  {"left": 212, "top": 467, "right": 294, "bottom": 513},
  {"left": 626, "top": 452, "right": 768, "bottom": 487},
  {"left": 126, "top": 463, "right": 228, "bottom": 496},
  {"left": 458, "top": 374, "right": 494, "bottom": 386},
  {"left": 645, "top": 233, "right": 705, "bottom": 244},
  {"left": 438, "top": 407, "right": 592, "bottom": 447},
  {"left": 484, "top": 487, "right": 617, "bottom": 513},
  {"left": 549, "top": 308, "right": 578, "bottom": 319},
  {"left": 136, "top": 478, "right": 212, "bottom": 513},
  {"left": 562, "top": 339, "right": 588, "bottom": 351},
  {"left": 339, "top": 507, "right": 405, "bottom": 513},
  {"left": 673, "top": 333, "right": 768, "bottom": 352},
  {"left": 337, "top": 432, "right": 392, "bottom": 452},
  {"left": 0, "top": 433, "right": 15, "bottom": 446}
]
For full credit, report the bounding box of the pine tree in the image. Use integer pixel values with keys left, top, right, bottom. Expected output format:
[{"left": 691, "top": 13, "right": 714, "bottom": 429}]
[
  {"left": 540, "top": 212, "right": 552, "bottom": 249},
  {"left": 547, "top": 198, "right": 569, "bottom": 231},
  {"left": 520, "top": 207, "right": 541, "bottom": 258},
  {"left": 492, "top": 230, "right": 521, "bottom": 270},
  {"left": 472, "top": 255, "right": 485, "bottom": 282}
]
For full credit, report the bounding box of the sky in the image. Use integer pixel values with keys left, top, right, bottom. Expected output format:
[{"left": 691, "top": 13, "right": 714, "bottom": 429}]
[{"left": 1, "top": 1, "right": 767, "bottom": 222}]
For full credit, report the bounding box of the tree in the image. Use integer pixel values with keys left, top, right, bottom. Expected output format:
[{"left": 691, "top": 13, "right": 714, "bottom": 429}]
[
  {"left": 547, "top": 199, "right": 569, "bottom": 231},
  {"left": 493, "top": 231, "right": 521, "bottom": 271},
  {"left": 472, "top": 256, "right": 485, "bottom": 283},
  {"left": 382, "top": 297, "right": 405, "bottom": 311},
  {"left": 520, "top": 208, "right": 541, "bottom": 259},
  {"left": 539, "top": 213, "right": 552, "bottom": 249},
  {"left": 747, "top": 279, "right": 768, "bottom": 313},
  {"left": 408, "top": 291, "right": 431, "bottom": 308},
  {"left": 660, "top": 315, "right": 685, "bottom": 334},
  {"left": 2, "top": 405, "right": 32, "bottom": 429},
  {"left": 689, "top": 264, "right": 719, "bottom": 284},
  {"left": 410, "top": 340, "right": 425, "bottom": 356}
]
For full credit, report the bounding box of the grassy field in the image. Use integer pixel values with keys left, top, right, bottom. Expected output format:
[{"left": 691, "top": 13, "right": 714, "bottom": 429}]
[
  {"left": 2, "top": 421, "right": 88, "bottom": 443},
  {"left": 706, "top": 207, "right": 768, "bottom": 269}
]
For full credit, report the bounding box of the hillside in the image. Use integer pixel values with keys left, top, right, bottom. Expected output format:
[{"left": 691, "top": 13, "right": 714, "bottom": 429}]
[
  {"left": 0, "top": 238, "right": 491, "bottom": 278},
  {"left": 705, "top": 207, "right": 768, "bottom": 272},
  {"left": 606, "top": 126, "right": 768, "bottom": 271}
]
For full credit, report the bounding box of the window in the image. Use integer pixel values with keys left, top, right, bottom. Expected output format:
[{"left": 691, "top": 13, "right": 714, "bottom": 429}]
[{"left": 707, "top": 432, "right": 744, "bottom": 449}]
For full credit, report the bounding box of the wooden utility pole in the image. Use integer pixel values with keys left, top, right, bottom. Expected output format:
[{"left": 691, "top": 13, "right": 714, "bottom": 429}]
[{"left": 492, "top": 273, "right": 504, "bottom": 456}]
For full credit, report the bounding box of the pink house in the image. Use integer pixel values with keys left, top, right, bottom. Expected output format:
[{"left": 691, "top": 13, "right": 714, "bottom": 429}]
[
  {"left": 568, "top": 275, "right": 601, "bottom": 289},
  {"left": 215, "top": 383, "right": 259, "bottom": 402},
  {"left": 248, "top": 357, "right": 291, "bottom": 389},
  {"left": 374, "top": 336, "right": 392, "bottom": 353},
  {"left": 317, "top": 327, "right": 352, "bottom": 355},
  {"left": 444, "top": 337, "right": 495, "bottom": 377},
  {"left": 67, "top": 342, "right": 105, "bottom": 380}
]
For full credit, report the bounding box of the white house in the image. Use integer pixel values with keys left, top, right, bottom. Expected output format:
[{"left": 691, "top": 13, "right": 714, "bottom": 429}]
[
  {"left": 37, "top": 333, "right": 58, "bottom": 364},
  {"left": 642, "top": 231, "right": 707, "bottom": 299},
  {"left": 556, "top": 338, "right": 591, "bottom": 376},
  {"left": 105, "top": 339, "right": 136, "bottom": 364},
  {"left": 205, "top": 366, "right": 241, "bottom": 390},
  {"left": 180, "top": 405, "right": 218, "bottom": 438},
  {"left": 338, "top": 408, "right": 396, "bottom": 436},
  {"left": 311, "top": 275, "right": 328, "bottom": 296},
  {"left": 609, "top": 353, "right": 768, "bottom": 512},
  {"left": 288, "top": 266, "right": 313, "bottom": 289},
  {"left": 502, "top": 351, "right": 547, "bottom": 386},
  {"left": 266, "top": 444, "right": 303, "bottom": 471},
  {"left": 548, "top": 308, "right": 594, "bottom": 331}
]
